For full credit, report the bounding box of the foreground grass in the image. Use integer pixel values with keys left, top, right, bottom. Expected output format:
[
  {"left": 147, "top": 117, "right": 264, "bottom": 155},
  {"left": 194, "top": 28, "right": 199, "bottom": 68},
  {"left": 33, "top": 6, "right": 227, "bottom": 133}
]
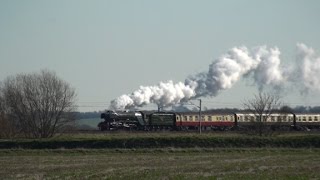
[{"left": 0, "top": 148, "right": 320, "bottom": 179}]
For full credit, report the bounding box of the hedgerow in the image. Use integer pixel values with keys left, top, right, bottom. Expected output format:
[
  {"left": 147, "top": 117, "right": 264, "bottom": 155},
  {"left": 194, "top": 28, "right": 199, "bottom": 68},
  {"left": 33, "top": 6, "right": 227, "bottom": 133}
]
[{"left": 0, "top": 135, "right": 320, "bottom": 149}]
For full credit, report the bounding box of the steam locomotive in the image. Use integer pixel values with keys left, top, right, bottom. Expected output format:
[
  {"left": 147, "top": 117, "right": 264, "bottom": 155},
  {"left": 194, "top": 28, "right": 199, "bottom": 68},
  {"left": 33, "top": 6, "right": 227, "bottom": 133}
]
[
  {"left": 98, "top": 111, "right": 320, "bottom": 131},
  {"left": 98, "top": 111, "right": 177, "bottom": 131}
]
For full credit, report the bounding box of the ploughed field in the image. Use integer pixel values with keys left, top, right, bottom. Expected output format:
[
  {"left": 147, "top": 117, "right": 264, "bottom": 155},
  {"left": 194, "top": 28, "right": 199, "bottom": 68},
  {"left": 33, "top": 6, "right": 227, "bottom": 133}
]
[{"left": 0, "top": 148, "right": 320, "bottom": 179}]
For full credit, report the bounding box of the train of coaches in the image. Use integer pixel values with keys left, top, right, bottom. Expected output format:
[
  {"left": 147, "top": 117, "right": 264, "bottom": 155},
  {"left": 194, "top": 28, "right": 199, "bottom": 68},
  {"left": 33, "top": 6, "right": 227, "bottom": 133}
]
[{"left": 98, "top": 110, "right": 320, "bottom": 131}]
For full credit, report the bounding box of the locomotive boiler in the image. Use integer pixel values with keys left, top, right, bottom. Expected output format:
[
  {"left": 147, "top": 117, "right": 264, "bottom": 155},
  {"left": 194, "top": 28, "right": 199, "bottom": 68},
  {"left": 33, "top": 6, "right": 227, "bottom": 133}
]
[{"left": 98, "top": 111, "right": 146, "bottom": 131}]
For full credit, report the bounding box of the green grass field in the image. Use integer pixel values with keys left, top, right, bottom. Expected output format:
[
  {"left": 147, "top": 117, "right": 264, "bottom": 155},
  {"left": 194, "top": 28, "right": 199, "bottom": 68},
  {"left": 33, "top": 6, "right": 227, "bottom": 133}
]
[
  {"left": 59, "top": 131, "right": 245, "bottom": 140},
  {"left": 60, "top": 130, "right": 320, "bottom": 140},
  {"left": 0, "top": 148, "right": 320, "bottom": 179}
]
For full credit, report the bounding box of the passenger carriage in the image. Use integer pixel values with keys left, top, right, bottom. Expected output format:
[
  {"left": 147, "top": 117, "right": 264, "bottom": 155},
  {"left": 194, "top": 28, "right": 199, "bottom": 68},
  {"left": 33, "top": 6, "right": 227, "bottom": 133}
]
[{"left": 176, "top": 112, "right": 235, "bottom": 130}]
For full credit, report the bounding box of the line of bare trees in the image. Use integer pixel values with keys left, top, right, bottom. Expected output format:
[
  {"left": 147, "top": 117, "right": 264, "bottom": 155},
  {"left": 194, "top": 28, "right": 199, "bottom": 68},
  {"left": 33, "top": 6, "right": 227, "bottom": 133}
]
[{"left": 0, "top": 70, "right": 77, "bottom": 138}]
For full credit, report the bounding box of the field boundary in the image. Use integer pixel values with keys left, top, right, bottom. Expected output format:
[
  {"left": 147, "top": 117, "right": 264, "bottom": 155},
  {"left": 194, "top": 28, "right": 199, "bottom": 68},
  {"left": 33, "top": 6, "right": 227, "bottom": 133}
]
[{"left": 1, "top": 136, "right": 320, "bottom": 149}]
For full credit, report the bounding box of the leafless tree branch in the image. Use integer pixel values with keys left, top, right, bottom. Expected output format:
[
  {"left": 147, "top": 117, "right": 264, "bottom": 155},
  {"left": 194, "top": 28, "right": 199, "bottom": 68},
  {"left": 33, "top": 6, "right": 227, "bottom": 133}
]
[{"left": 243, "top": 92, "right": 282, "bottom": 136}]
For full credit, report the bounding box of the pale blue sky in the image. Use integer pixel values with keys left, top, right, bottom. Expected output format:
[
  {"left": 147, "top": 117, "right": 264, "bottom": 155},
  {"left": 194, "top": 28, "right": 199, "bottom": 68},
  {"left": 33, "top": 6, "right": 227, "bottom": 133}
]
[{"left": 1, "top": 0, "right": 320, "bottom": 111}]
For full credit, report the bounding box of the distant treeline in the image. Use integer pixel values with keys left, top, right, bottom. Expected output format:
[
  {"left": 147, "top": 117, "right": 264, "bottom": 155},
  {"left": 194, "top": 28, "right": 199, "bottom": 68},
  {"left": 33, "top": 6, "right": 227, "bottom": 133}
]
[
  {"left": 74, "top": 111, "right": 102, "bottom": 119},
  {"left": 74, "top": 106, "right": 320, "bottom": 119},
  {"left": 292, "top": 106, "right": 320, "bottom": 113}
]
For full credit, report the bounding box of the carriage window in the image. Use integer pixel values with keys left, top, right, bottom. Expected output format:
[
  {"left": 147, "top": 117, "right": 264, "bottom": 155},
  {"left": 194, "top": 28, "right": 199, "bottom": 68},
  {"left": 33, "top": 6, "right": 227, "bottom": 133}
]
[
  {"left": 271, "top": 116, "right": 275, "bottom": 122},
  {"left": 282, "top": 116, "right": 287, "bottom": 122},
  {"left": 184, "top": 116, "right": 188, "bottom": 121},
  {"left": 189, "top": 116, "right": 193, "bottom": 121},
  {"left": 208, "top": 116, "right": 212, "bottom": 121},
  {"left": 309, "top": 117, "right": 312, "bottom": 122},
  {"left": 315, "top": 116, "right": 318, "bottom": 121},
  {"left": 303, "top": 117, "right": 306, "bottom": 121},
  {"left": 201, "top": 116, "right": 205, "bottom": 120},
  {"left": 277, "top": 116, "right": 281, "bottom": 122}
]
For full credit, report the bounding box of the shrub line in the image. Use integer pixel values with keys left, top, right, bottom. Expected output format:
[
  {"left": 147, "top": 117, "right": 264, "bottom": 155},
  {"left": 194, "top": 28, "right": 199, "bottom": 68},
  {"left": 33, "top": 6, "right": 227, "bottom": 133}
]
[{"left": 0, "top": 136, "right": 320, "bottom": 149}]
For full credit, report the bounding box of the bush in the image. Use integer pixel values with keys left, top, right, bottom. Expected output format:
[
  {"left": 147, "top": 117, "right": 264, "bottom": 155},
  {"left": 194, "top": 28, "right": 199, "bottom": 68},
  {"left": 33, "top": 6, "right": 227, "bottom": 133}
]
[
  {"left": 0, "top": 113, "right": 18, "bottom": 138},
  {"left": 0, "top": 136, "right": 320, "bottom": 149}
]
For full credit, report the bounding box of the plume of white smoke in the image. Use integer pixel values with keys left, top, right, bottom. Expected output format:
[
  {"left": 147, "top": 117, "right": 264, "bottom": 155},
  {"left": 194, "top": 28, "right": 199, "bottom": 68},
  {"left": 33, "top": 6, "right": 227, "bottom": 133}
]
[
  {"left": 296, "top": 43, "right": 320, "bottom": 92},
  {"left": 252, "top": 46, "right": 284, "bottom": 91},
  {"left": 187, "top": 46, "right": 285, "bottom": 96},
  {"left": 204, "top": 46, "right": 259, "bottom": 96},
  {"left": 110, "top": 95, "right": 134, "bottom": 110},
  {"left": 110, "top": 81, "right": 196, "bottom": 110},
  {"left": 110, "top": 44, "right": 319, "bottom": 110}
]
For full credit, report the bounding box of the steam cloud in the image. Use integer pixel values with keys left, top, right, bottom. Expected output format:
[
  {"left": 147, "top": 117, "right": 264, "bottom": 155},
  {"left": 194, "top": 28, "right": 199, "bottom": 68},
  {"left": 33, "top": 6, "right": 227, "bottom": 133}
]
[
  {"left": 110, "top": 43, "right": 320, "bottom": 110},
  {"left": 296, "top": 43, "right": 320, "bottom": 92}
]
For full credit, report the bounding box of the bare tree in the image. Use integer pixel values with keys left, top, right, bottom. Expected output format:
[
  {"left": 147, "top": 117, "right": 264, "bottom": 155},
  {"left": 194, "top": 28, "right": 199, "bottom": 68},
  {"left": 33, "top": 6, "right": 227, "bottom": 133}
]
[
  {"left": 1, "top": 70, "right": 77, "bottom": 138},
  {"left": 243, "top": 92, "right": 282, "bottom": 136}
]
